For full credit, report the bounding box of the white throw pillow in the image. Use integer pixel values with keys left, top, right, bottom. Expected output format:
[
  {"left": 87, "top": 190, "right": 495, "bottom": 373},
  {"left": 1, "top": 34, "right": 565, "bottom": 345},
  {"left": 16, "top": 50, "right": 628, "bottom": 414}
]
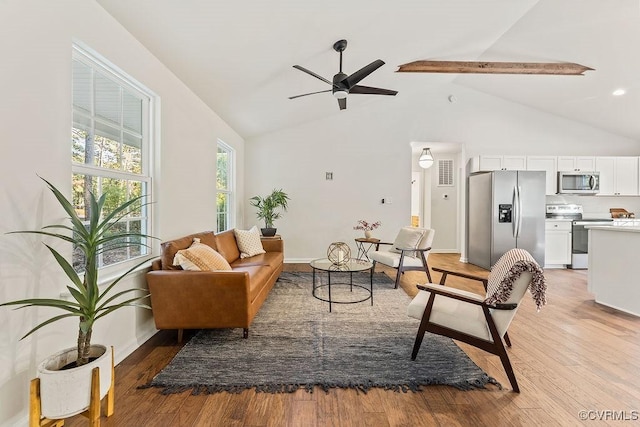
[
  {"left": 389, "top": 227, "right": 426, "bottom": 255},
  {"left": 234, "top": 226, "right": 266, "bottom": 258},
  {"left": 173, "top": 238, "right": 232, "bottom": 271}
]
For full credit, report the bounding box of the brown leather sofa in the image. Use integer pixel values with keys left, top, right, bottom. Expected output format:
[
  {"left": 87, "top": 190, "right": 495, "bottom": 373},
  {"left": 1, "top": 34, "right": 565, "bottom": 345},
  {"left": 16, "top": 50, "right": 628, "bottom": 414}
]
[{"left": 146, "top": 229, "right": 284, "bottom": 341}]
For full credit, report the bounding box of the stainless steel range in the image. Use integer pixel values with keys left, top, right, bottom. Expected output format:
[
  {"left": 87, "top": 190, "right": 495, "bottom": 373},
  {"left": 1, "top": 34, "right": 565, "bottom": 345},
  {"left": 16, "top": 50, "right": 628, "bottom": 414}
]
[{"left": 546, "top": 204, "right": 613, "bottom": 269}]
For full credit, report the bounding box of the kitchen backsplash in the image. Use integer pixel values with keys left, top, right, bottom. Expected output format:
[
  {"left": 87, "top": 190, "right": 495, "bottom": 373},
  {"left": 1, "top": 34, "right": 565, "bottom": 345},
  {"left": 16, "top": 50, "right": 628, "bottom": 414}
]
[{"left": 546, "top": 194, "right": 640, "bottom": 216}]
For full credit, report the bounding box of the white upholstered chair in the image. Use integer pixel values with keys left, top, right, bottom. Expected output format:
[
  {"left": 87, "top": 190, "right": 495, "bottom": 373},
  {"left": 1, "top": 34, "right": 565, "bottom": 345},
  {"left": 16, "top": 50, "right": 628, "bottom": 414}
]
[
  {"left": 368, "top": 227, "right": 435, "bottom": 289},
  {"left": 407, "top": 248, "right": 547, "bottom": 392}
]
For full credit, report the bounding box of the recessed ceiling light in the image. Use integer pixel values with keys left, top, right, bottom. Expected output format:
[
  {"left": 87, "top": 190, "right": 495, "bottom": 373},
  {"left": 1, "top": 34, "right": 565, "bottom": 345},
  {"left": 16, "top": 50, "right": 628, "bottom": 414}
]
[{"left": 612, "top": 88, "right": 626, "bottom": 96}]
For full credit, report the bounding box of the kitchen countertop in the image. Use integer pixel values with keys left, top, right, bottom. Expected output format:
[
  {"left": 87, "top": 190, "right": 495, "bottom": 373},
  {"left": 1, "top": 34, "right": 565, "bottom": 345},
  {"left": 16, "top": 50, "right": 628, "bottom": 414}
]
[{"left": 587, "top": 226, "right": 640, "bottom": 233}]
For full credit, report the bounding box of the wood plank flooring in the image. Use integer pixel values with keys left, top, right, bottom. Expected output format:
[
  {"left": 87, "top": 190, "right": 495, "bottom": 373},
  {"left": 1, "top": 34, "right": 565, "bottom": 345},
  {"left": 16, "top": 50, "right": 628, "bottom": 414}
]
[{"left": 66, "top": 254, "right": 640, "bottom": 426}]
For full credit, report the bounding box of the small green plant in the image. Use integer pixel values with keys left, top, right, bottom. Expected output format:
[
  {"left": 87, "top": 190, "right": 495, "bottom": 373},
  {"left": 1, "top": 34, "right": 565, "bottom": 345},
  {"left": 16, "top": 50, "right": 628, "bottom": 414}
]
[
  {"left": 249, "top": 189, "right": 290, "bottom": 229},
  {"left": 0, "top": 177, "right": 154, "bottom": 367}
]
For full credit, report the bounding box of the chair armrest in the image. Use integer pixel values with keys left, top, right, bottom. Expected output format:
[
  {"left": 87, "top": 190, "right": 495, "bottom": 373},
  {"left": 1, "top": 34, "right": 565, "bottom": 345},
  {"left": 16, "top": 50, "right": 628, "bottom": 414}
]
[
  {"left": 395, "top": 246, "right": 431, "bottom": 253},
  {"left": 374, "top": 241, "right": 393, "bottom": 250},
  {"left": 432, "top": 267, "right": 488, "bottom": 287},
  {"left": 416, "top": 283, "right": 517, "bottom": 310},
  {"left": 416, "top": 283, "right": 485, "bottom": 306}
]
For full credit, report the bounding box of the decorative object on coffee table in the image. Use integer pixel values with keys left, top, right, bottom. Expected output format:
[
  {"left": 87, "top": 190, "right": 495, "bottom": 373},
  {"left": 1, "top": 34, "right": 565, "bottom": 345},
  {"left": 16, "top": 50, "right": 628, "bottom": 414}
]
[
  {"left": 250, "top": 189, "right": 290, "bottom": 236},
  {"left": 327, "top": 241, "right": 351, "bottom": 265}
]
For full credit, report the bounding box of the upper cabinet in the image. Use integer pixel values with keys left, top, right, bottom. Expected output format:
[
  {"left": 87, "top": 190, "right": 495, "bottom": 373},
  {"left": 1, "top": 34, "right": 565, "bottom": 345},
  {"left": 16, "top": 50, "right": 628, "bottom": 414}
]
[
  {"left": 470, "top": 155, "right": 527, "bottom": 172},
  {"left": 526, "top": 156, "right": 557, "bottom": 195},
  {"left": 557, "top": 156, "right": 596, "bottom": 172},
  {"left": 595, "top": 157, "right": 639, "bottom": 196}
]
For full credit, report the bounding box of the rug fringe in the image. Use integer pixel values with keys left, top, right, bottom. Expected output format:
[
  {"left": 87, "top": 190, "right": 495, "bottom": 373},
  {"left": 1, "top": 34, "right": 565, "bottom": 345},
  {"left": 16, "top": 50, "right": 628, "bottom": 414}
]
[{"left": 137, "top": 375, "right": 501, "bottom": 395}]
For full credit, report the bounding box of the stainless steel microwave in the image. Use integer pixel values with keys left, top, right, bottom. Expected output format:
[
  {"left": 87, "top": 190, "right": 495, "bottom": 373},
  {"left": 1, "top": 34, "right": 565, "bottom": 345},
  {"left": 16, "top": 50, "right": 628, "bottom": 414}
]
[{"left": 557, "top": 171, "right": 600, "bottom": 194}]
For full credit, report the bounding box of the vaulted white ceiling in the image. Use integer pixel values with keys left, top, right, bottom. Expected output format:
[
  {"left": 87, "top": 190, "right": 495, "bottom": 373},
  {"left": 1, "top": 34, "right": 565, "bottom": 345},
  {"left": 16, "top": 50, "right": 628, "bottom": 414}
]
[{"left": 97, "top": 0, "right": 640, "bottom": 141}]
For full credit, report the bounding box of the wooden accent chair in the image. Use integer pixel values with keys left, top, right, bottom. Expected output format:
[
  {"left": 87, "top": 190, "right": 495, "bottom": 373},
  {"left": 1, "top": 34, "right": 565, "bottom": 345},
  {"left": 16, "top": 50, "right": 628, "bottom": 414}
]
[
  {"left": 407, "top": 248, "right": 547, "bottom": 392},
  {"left": 368, "top": 227, "right": 435, "bottom": 289}
]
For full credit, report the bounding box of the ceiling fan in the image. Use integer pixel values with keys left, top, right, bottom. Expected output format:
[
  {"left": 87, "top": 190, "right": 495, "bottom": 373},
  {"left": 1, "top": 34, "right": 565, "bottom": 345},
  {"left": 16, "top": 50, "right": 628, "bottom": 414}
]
[{"left": 290, "top": 39, "right": 398, "bottom": 110}]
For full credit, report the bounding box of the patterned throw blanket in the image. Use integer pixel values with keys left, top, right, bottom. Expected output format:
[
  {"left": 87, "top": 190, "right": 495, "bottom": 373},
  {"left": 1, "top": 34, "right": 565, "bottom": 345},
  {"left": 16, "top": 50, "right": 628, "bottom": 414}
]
[{"left": 484, "top": 248, "right": 547, "bottom": 311}]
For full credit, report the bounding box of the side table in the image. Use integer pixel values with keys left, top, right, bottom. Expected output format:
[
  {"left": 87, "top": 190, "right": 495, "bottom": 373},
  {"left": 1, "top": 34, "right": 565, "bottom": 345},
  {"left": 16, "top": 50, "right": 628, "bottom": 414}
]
[{"left": 354, "top": 237, "right": 380, "bottom": 261}]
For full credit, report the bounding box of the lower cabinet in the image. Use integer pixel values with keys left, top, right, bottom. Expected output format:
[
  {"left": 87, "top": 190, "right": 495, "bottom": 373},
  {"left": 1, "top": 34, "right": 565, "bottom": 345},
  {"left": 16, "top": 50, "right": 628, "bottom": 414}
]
[{"left": 545, "top": 220, "right": 572, "bottom": 267}]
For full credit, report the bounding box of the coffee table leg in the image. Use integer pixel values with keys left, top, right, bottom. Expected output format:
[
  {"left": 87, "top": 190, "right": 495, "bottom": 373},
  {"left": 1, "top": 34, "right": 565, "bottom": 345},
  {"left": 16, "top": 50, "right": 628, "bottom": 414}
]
[
  {"left": 328, "top": 271, "right": 332, "bottom": 312},
  {"left": 370, "top": 265, "right": 374, "bottom": 305}
]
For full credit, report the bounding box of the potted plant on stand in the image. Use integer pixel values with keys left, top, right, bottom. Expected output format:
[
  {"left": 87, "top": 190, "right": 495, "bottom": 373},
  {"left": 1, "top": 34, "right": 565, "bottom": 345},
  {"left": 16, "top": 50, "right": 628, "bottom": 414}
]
[
  {"left": 0, "top": 177, "right": 153, "bottom": 423},
  {"left": 249, "top": 189, "right": 290, "bottom": 237}
]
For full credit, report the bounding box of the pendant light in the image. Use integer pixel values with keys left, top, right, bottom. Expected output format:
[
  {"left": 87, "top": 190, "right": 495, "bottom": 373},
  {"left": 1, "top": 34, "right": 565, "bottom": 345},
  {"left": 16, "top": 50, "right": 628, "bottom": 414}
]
[{"left": 418, "top": 148, "right": 434, "bottom": 169}]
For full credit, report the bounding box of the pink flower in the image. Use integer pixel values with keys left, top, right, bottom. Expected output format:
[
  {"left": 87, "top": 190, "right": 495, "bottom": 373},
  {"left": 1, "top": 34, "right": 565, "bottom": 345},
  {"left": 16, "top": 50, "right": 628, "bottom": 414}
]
[{"left": 353, "top": 220, "right": 381, "bottom": 231}]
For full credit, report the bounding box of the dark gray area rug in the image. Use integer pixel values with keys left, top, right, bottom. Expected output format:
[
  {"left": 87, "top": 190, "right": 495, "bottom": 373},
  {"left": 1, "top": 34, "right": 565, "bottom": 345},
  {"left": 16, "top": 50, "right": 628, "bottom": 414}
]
[{"left": 142, "top": 271, "right": 500, "bottom": 394}]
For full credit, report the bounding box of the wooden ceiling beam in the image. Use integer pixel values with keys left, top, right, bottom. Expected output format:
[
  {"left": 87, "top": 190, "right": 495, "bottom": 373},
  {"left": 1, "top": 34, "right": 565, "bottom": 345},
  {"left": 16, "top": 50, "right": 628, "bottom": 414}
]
[{"left": 396, "top": 61, "right": 594, "bottom": 75}]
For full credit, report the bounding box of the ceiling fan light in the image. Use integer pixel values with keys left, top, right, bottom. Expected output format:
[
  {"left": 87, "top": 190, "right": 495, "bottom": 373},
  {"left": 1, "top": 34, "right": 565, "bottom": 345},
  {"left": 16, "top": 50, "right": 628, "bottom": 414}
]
[
  {"left": 333, "top": 90, "right": 348, "bottom": 99},
  {"left": 419, "top": 148, "right": 434, "bottom": 169}
]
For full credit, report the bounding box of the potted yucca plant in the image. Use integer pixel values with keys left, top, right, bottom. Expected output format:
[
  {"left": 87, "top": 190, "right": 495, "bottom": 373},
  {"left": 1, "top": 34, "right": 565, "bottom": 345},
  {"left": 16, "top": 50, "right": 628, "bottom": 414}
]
[
  {"left": 249, "top": 189, "right": 290, "bottom": 237},
  {"left": 0, "top": 177, "right": 154, "bottom": 419}
]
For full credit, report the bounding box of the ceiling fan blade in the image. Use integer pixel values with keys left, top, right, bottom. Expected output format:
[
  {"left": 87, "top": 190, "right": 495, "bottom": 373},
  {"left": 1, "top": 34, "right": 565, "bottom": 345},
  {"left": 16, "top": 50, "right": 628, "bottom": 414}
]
[
  {"left": 293, "top": 65, "right": 334, "bottom": 86},
  {"left": 342, "top": 59, "right": 385, "bottom": 88},
  {"left": 396, "top": 60, "right": 594, "bottom": 75},
  {"left": 338, "top": 97, "right": 347, "bottom": 110},
  {"left": 349, "top": 85, "right": 398, "bottom": 96},
  {"left": 289, "top": 89, "right": 332, "bottom": 100}
]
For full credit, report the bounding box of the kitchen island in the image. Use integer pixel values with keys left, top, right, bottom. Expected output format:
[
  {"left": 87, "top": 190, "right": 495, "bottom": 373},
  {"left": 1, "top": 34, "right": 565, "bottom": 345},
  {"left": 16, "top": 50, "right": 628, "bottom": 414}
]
[{"left": 588, "top": 226, "right": 640, "bottom": 317}]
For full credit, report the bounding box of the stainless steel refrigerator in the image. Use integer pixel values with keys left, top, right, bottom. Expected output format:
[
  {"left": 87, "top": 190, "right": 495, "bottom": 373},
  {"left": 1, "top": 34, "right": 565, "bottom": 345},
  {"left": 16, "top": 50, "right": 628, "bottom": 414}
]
[{"left": 468, "top": 170, "right": 546, "bottom": 270}]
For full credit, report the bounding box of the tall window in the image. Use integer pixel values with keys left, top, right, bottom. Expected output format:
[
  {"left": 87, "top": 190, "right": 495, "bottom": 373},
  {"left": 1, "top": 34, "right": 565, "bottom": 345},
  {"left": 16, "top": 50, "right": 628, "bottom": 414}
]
[
  {"left": 216, "top": 141, "right": 234, "bottom": 232},
  {"left": 72, "top": 45, "right": 153, "bottom": 272}
]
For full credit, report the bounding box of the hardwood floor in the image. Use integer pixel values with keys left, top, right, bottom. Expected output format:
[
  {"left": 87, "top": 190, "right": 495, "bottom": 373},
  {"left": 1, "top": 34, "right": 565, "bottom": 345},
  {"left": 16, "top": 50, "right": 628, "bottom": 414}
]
[{"left": 66, "top": 254, "right": 640, "bottom": 426}]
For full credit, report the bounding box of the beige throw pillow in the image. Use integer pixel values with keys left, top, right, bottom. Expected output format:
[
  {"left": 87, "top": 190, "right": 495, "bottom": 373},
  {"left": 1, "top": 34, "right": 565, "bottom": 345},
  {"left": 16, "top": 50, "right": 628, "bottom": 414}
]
[
  {"left": 173, "top": 238, "right": 232, "bottom": 271},
  {"left": 389, "top": 227, "right": 426, "bottom": 255},
  {"left": 234, "top": 226, "right": 266, "bottom": 258}
]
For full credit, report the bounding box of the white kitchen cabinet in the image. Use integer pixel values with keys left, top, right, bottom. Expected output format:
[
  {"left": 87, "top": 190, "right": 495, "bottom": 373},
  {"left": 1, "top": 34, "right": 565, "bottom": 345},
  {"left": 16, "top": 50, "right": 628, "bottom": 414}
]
[
  {"left": 557, "top": 156, "right": 596, "bottom": 172},
  {"left": 544, "top": 220, "right": 572, "bottom": 267},
  {"left": 595, "top": 156, "right": 639, "bottom": 196},
  {"left": 527, "top": 156, "right": 557, "bottom": 195},
  {"left": 470, "top": 155, "right": 527, "bottom": 172}
]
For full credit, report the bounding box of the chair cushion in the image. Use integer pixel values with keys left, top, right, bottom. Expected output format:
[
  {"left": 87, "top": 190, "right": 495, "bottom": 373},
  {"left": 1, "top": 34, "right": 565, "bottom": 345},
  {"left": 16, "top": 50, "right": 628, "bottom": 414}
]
[
  {"left": 389, "top": 227, "right": 425, "bottom": 254},
  {"left": 369, "top": 250, "right": 423, "bottom": 268},
  {"left": 407, "top": 288, "right": 491, "bottom": 341}
]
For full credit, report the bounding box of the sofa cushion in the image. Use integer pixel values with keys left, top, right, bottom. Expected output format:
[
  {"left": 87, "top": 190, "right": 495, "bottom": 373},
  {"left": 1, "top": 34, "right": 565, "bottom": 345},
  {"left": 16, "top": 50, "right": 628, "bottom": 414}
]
[
  {"left": 231, "top": 251, "right": 284, "bottom": 269},
  {"left": 232, "top": 265, "right": 273, "bottom": 301},
  {"left": 173, "top": 238, "right": 232, "bottom": 271},
  {"left": 215, "top": 229, "right": 241, "bottom": 263},
  {"left": 234, "top": 226, "right": 266, "bottom": 258},
  {"left": 160, "top": 231, "right": 217, "bottom": 270}
]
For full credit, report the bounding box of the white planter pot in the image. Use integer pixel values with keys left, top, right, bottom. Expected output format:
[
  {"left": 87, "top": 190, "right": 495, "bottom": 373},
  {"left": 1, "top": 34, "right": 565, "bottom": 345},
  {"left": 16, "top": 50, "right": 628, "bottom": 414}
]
[{"left": 37, "top": 344, "right": 112, "bottom": 419}]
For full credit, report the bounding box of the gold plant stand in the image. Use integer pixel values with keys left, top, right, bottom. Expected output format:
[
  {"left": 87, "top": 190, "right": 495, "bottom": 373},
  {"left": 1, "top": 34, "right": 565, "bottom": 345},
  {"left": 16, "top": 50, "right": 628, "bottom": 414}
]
[{"left": 29, "top": 346, "right": 115, "bottom": 427}]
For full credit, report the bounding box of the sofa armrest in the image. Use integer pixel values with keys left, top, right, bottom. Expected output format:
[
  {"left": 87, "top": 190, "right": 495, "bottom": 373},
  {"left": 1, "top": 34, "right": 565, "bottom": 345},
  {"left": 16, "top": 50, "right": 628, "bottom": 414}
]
[
  {"left": 261, "top": 238, "right": 284, "bottom": 253},
  {"left": 146, "top": 270, "right": 252, "bottom": 328}
]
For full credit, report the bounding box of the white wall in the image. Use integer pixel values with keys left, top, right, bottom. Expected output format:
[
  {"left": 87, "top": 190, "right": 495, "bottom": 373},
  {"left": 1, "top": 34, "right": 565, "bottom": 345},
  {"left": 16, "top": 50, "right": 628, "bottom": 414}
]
[
  {"left": 0, "top": 1, "right": 244, "bottom": 425},
  {"left": 245, "top": 83, "right": 638, "bottom": 261}
]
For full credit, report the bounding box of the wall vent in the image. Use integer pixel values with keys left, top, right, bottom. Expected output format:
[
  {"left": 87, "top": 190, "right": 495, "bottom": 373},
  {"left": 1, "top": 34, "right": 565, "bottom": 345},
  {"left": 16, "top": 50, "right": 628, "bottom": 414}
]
[{"left": 438, "top": 159, "right": 454, "bottom": 186}]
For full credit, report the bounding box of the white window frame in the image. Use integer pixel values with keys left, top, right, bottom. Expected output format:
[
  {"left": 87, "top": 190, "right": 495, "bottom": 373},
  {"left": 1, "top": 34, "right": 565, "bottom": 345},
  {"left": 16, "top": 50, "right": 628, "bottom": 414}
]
[
  {"left": 72, "top": 43, "right": 157, "bottom": 277},
  {"left": 216, "top": 140, "right": 235, "bottom": 232}
]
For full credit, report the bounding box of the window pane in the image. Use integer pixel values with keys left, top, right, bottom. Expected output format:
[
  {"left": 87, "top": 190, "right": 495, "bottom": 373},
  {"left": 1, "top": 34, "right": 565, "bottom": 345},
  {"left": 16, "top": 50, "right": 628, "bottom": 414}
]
[
  {"left": 72, "top": 60, "right": 91, "bottom": 113},
  {"left": 123, "top": 133, "right": 142, "bottom": 174},
  {"left": 217, "top": 147, "right": 229, "bottom": 190},
  {"left": 71, "top": 173, "right": 148, "bottom": 272},
  {"left": 72, "top": 126, "right": 89, "bottom": 165},
  {"left": 95, "top": 73, "right": 121, "bottom": 125},
  {"left": 217, "top": 192, "right": 228, "bottom": 233},
  {"left": 94, "top": 122, "right": 121, "bottom": 170},
  {"left": 123, "top": 91, "right": 142, "bottom": 133}
]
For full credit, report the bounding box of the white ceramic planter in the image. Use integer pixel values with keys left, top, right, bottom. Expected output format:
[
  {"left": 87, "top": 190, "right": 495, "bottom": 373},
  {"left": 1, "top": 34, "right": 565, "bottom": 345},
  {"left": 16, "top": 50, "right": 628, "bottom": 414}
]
[{"left": 37, "top": 344, "right": 112, "bottom": 419}]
